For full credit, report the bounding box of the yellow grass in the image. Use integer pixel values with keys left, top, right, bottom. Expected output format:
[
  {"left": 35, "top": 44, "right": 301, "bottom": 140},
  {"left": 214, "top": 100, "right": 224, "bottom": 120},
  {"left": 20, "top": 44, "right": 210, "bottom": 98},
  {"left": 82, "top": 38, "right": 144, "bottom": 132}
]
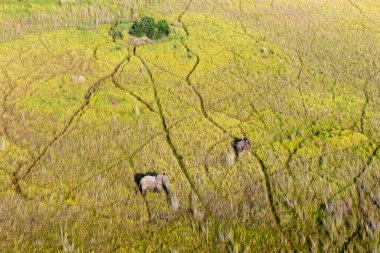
[{"left": 0, "top": 0, "right": 379, "bottom": 251}]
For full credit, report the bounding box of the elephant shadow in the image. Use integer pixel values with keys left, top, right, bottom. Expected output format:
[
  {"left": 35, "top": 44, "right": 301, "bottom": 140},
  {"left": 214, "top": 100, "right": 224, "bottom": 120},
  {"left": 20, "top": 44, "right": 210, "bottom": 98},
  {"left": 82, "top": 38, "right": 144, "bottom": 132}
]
[{"left": 231, "top": 137, "right": 243, "bottom": 155}]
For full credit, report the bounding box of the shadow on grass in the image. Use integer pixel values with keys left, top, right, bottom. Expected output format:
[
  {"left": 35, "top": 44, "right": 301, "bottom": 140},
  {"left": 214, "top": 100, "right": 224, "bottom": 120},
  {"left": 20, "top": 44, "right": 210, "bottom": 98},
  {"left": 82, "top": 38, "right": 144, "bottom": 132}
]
[{"left": 231, "top": 136, "right": 243, "bottom": 156}]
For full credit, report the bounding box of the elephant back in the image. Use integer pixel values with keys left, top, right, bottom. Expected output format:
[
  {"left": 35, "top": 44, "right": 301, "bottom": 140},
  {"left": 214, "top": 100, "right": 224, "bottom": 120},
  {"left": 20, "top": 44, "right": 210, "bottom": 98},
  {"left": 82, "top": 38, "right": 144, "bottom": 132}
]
[{"left": 140, "top": 175, "right": 156, "bottom": 188}]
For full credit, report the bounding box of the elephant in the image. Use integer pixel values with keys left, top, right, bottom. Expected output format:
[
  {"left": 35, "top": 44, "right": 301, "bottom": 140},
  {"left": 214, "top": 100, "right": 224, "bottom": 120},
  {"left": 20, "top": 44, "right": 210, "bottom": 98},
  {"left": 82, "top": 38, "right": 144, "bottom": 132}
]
[
  {"left": 234, "top": 137, "right": 252, "bottom": 157},
  {"left": 139, "top": 173, "right": 171, "bottom": 196}
]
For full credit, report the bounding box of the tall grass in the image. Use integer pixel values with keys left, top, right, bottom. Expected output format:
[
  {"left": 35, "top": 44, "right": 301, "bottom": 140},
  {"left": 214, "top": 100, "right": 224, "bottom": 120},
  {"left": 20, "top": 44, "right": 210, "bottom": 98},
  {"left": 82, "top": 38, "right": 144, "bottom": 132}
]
[
  {"left": 0, "top": 0, "right": 178, "bottom": 42},
  {"left": 0, "top": 0, "right": 379, "bottom": 251}
]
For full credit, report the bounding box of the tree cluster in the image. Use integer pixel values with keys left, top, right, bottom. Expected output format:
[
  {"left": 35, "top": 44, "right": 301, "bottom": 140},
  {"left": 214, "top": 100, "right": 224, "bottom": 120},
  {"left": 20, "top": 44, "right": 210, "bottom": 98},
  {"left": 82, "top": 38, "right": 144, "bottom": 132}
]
[{"left": 129, "top": 16, "right": 170, "bottom": 39}]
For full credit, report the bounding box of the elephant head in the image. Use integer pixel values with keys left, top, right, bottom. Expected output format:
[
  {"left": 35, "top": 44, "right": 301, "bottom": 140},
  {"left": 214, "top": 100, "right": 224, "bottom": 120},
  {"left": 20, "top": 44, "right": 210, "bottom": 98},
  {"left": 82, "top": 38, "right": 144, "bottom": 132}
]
[
  {"left": 234, "top": 137, "right": 252, "bottom": 157},
  {"left": 243, "top": 138, "right": 251, "bottom": 148},
  {"left": 155, "top": 173, "right": 171, "bottom": 193}
]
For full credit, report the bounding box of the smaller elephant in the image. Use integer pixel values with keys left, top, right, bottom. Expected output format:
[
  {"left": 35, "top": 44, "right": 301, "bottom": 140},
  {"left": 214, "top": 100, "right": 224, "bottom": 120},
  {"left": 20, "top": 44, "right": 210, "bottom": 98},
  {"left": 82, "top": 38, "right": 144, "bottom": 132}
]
[
  {"left": 139, "top": 173, "right": 171, "bottom": 196},
  {"left": 234, "top": 137, "right": 252, "bottom": 157}
]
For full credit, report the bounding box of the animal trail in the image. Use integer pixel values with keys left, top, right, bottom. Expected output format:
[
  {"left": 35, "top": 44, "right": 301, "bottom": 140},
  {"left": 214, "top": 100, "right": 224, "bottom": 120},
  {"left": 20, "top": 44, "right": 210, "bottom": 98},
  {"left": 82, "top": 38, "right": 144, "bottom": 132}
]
[
  {"left": 253, "top": 150, "right": 296, "bottom": 251},
  {"left": 13, "top": 55, "right": 130, "bottom": 185},
  {"left": 136, "top": 55, "right": 207, "bottom": 210},
  {"left": 178, "top": 7, "right": 229, "bottom": 136},
  {"left": 112, "top": 75, "right": 157, "bottom": 113}
]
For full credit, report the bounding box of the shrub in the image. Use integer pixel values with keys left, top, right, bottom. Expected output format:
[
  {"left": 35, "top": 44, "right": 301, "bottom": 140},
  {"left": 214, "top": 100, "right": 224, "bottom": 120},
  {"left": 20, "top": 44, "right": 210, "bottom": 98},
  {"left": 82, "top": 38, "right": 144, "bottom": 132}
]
[
  {"left": 110, "top": 26, "right": 123, "bottom": 41},
  {"left": 140, "top": 16, "right": 156, "bottom": 38},
  {"left": 129, "top": 16, "right": 170, "bottom": 40},
  {"left": 129, "top": 21, "right": 144, "bottom": 37},
  {"left": 157, "top": 19, "right": 170, "bottom": 37}
]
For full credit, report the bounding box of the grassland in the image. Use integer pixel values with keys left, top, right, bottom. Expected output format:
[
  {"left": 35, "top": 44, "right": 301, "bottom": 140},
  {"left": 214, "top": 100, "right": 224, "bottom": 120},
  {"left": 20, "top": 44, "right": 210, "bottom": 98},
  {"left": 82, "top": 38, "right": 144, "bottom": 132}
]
[{"left": 0, "top": 0, "right": 379, "bottom": 252}]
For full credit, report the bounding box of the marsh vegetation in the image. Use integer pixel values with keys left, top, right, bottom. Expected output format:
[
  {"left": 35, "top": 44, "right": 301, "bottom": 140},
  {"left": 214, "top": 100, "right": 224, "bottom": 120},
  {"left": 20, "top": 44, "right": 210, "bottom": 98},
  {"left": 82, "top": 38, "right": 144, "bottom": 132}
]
[{"left": 0, "top": 0, "right": 379, "bottom": 252}]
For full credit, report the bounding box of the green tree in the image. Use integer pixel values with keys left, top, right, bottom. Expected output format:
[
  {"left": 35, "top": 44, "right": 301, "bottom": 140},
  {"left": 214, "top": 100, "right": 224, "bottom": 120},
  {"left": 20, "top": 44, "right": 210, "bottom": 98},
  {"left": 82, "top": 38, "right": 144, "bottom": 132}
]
[
  {"left": 129, "top": 16, "right": 170, "bottom": 40},
  {"left": 130, "top": 21, "right": 144, "bottom": 37},
  {"left": 157, "top": 20, "right": 170, "bottom": 37},
  {"left": 140, "top": 16, "right": 158, "bottom": 39}
]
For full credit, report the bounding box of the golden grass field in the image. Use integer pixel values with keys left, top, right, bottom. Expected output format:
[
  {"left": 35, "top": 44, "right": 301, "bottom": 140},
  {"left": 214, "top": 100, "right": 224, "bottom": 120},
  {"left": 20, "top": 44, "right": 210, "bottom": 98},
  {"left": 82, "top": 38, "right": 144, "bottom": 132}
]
[{"left": 0, "top": 0, "right": 379, "bottom": 252}]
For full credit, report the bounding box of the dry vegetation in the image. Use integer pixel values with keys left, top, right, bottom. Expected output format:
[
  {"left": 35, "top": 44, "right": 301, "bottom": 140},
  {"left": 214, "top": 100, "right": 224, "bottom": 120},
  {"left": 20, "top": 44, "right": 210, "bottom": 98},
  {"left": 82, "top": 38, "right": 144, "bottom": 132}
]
[{"left": 0, "top": 0, "right": 380, "bottom": 252}]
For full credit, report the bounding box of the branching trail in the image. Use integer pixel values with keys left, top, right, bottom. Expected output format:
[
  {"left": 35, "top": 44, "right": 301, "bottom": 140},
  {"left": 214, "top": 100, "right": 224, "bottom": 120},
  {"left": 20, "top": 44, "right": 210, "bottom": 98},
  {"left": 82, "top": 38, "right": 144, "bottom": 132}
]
[
  {"left": 354, "top": 143, "right": 380, "bottom": 182},
  {"left": 178, "top": 2, "right": 295, "bottom": 249},
  {"left": 12, "top": 55, "right": 131, "bottom": 186},
  {"left": 48, "top": 130, "right": 166, "bottom": 223},
  {"left": 338, "top": 185, "right": 368, "bottom": 253},
  {"left": 357, "top": 72, "right": 379, "bottom": 135},
  {"left": 112, "top": 73, "right": 157, "bottom": 113},
  {"left": 0, "top": 85, "right": 25, "bottom": 149},
  {"left": 284, "top": 132, "right": 316, "bottom": 177},
  {"left": 346, "top": 0, "right": 371, "bottom": 23},
  {"left": 178, "top": 0, "right": 228, "bottom": 135},
  {"left": 351, "top": 144, "right": 380, "bottom": 210},
  {"left": 315, "top": 142, "right": 380, "bottom": 231},
  {"left": 252, "top": 149, "right": 296, "bottom": 251},
  {"left": 136, "top": 55, "right": 207, "bottom": 210},
  {"left": 339, "top": 224, "right": 361, "bottom": 253},
  {"left": 203, "top": 137, "right": 231, "bottom": 195},
  {"left": 337, "top": 182, "right": 369, "bottom": 253},
  {"left": 357, "top": 181, "right": 380, "bottom": 209}
]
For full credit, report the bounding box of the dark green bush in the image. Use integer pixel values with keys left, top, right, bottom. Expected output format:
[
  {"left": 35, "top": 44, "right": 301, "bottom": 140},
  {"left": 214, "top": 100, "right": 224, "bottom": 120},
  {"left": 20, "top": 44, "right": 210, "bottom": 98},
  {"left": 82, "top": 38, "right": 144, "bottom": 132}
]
[
  {"left": 141, "top": 16, "right": 156, "bottom": 38},
  {"left": 129, "top": 16, "right": 170, "bottom": 40},
  {"left": 157, "top": 20, "right": 170, "bottom": 37},
  {"left": 129, "top": 22, "right": 144, "bottom": 37}
]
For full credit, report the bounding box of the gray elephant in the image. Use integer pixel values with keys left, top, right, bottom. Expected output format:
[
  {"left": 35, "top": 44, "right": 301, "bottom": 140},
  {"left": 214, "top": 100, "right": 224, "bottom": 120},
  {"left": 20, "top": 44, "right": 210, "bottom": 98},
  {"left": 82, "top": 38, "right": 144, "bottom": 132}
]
[
  {"left": 139, "top": 173, "right": 171, "bottom": 196},
  {"left": 234, "top": 137, "right": 252, "bottom": 157}
]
